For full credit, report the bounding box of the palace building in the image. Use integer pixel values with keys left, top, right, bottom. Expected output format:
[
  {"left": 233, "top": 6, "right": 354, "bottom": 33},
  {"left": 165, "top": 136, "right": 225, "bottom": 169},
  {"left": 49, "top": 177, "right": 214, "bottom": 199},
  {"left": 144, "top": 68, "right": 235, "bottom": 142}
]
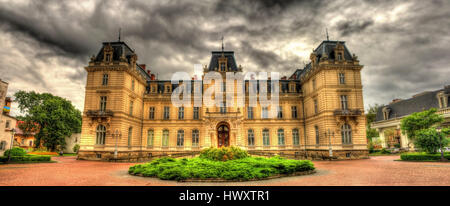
[{"left": 78, "top": 39, "right": 368, "bottom": 161}]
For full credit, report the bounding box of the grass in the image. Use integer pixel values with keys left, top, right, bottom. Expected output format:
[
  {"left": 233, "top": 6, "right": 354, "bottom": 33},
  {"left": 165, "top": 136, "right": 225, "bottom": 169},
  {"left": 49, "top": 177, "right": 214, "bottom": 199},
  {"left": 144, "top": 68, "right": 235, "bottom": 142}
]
[{"left": 129, "top": 156, "right": 315, "bottom": 181}]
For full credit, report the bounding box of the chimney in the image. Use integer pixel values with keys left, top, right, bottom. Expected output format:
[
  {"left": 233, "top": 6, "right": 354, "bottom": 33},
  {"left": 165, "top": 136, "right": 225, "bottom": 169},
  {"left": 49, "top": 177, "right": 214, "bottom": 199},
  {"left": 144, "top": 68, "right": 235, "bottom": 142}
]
[
  {"left": 390, "top": 98, "right": 402, "bottom": 104},
  {"left": 281, "top": 76, "right": 287, "bottom": 80},
  {"left": 139, "top": 64, "right": 146, "bottom": 70},
  {"left": 150, "top": 74, "right": 156, "bottom": 80}
]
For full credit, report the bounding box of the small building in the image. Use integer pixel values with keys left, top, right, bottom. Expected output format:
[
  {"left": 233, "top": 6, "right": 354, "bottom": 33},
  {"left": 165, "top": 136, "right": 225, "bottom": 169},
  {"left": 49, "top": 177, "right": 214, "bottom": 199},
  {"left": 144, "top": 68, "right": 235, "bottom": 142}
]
[
  {"left": 371, "top": 85, "right": 450, "bottom": 150},
  {"left": 14, "top": 122, "right": 36, "bottom": 150}
]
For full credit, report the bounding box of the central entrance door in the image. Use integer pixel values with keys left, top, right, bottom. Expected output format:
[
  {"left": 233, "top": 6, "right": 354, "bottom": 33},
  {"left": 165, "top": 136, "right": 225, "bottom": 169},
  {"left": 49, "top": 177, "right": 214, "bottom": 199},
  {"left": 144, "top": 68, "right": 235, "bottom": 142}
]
[{"left": 217, "top": 123, "right": 230, "bottom": 147}]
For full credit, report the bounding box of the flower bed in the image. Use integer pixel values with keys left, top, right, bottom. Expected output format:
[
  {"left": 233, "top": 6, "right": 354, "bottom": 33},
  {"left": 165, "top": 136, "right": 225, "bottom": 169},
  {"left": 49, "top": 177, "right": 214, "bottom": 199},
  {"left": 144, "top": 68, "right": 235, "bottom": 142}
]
[{"left": 128, "top": 147, "right": 315, "bottom": 181}]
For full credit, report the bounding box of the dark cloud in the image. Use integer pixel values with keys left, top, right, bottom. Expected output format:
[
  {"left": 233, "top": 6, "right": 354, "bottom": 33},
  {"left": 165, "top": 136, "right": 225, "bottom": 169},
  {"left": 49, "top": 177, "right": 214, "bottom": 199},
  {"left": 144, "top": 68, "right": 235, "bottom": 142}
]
[{"left": 0, "top": 0, "right": 449, "bottom": 114}]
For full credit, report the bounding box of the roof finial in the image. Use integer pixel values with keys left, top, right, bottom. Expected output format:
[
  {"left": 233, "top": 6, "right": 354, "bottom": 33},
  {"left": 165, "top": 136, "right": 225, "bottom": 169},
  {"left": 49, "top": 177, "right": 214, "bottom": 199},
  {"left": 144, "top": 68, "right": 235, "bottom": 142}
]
[
  {"left": 326, "top": 28, "right": 329, "bottom": 41},
  {"left": 221, "top": 36, "right": 224, "bottom": 52},
  {"left": 118, "top": 28, "right": 121, "bottom": 42}
]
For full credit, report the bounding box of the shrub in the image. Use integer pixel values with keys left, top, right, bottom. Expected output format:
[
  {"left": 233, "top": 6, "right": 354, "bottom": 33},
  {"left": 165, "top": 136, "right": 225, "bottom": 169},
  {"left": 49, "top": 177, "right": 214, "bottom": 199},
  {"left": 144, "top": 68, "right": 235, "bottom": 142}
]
[
  {"left": 400, "top": 152, "right": 450, "bottom": 161},
  {"left": 199, "top": 146, "right": 249, "bottom": 161},
  {"left": 414, "top": 128, "right": 450, "bottom": 154},
  {"left": 129, "top": 155, "right": 315, "bottom": 181},
  {"left": 73, "top": 144, "right": 80, "bottom": 153},
  {"left": 4, "top": 147, "right": 27, "bottom": 157},
  {"left": 380, "top": 148, "right": 391, "bottom": 154},
  {"left": 0, "top": 155, "right": 51, "bottom": 162}
]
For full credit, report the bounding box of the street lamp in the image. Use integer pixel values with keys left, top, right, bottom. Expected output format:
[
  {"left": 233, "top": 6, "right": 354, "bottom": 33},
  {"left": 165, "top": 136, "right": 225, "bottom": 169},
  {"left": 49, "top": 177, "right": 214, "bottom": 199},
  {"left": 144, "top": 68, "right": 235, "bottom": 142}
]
[
  {"left": 7, "top": 128, "right": 16, "bottom": 163},
  {"left": 113, "top": 129, "right": 121, "bottom": 159},
  {"left": 436, "top": 126, "right": 446, "bottom": 162}
]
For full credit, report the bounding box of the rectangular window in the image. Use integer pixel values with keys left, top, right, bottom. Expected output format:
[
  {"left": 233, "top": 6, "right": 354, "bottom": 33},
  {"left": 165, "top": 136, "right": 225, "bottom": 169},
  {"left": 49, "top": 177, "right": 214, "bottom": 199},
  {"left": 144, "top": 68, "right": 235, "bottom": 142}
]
[
  {"left": 292, "top": 129, "right": 300, "bottom": 146},
  {"left": 131, "top": 79, "right": 135, "bottom": 91},
  {"left": 166, "top": 85, "right": 171, "bottom": 93},
  {"left": 277, "top": 129, "right": 285, "bottom": 146},
  {"left": 5, "top": 120, "right": 10, "bottom": 129},
  {"left": 164, "top": 106, "right": 170, "bottom": 119},
  {"left": 147, "top": 130, "right": 154, "bottom": 146},
  {"left": 262, "top": 129, "right": 270, "bottom": 146},
  {"left": 100, "top": 96, "right": 107, "bottom": 112},
  {"left": 339, "top": 73, "right": 345, "bottom": 84},
  {"left": 247, "top": 107, "right": 254, "bottom": 119},
  {"left": 220, "top": 102, "right": 227, "bottom": 114},
  {"left": 162, "top": 130, "right": 169, "bottom": 147},
  {"left": 312, "top": 79, "right": 316, "bottom": 90},
  {"left": 128, "top": 127, "right": 133, "bottom": 147},
  {"left": 193, "top": 107, "right": 199, "bottom": 120},
  {"left": 177, "top": 130, "right": 184, "bottom": 147},
  {"left": 314, "top": 99, "right": 318, "bottom": 114},
  {"left": 315, "top": 126, "right": 320, "bottom": 145},
  {"left": 277, "top": 106, "right": 283, "bottom": 119},
  {"left": 262, "top": 107, "right": 268, "bottom": 119},
  {"left": 340, "top": 95, "right": 348, "bottom": 110},
  {"left": 192, "top": 130, "right": 199, "bottom": 147},
  {"left": 129, "top": 101, "right": 133, "bottom": 116},
  {"left": 102, "top": 74, "right": 108, "bottom": 86},
  {"left": 337, "top": 53, "right": 342, "bottom": 61},
  {"left": 149, "top": 107, "right": 155, "bottom": 120},
  {"left": 178, "top": 107, "right": 184, "bottom": 120},
  {"left": 151, "top": 86, "right": 156, "bottom": 93},
  {"left": 291, "top": 106, "right": 298, "bottom": 119},
  {"left": 248, "top": 129, "right": 255, "bottom": 146}
]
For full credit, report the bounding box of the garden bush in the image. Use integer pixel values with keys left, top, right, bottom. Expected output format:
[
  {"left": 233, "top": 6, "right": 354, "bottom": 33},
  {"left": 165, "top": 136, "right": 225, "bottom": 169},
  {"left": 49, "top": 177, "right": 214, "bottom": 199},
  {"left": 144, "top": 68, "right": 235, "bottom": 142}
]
[
  {"left": 199, "top": 146, "right": 249, "bottom": 161},
  {"left": 400, "top": 152, "right": 450, "bottom": 161},
  {"left": 3, "top": 147, "right": 27, "bottom": 157},
  {"left": 0, "top": 155, "right": 51, "bottom": 163},
  {"left": 380, "top": 148, "right": 391, "bottom": 154},
  {"left": 129, "top": 155, "right": 315, "bottom": 181}
]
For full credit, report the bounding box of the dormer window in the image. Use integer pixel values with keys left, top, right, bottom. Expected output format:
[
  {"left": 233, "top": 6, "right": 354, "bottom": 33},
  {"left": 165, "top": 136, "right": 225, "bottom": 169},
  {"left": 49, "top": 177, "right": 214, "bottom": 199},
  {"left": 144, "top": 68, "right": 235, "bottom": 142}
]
[
  {"left": 220, "top": 63, "right": 226, "bottom": 71},
  {"left": 106, "top": 54, "right": 111, "bottom": 62},
  {"left": 382, "top": 107, "right": 391, "bottom": 120},
  {"left": 337, "top": 53, "right": 342, "bottom": 61},
  {"left": 437, "top": 92, "right": 448, "bottom": 108}
]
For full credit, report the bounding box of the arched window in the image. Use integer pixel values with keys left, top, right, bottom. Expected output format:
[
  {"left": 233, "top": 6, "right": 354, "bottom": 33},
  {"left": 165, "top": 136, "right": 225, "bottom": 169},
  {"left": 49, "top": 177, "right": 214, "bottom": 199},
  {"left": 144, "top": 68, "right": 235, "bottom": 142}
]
[
  {"left": 341, "top": 124, "right": 352, "bottom": 144},
  {"left": 162, "top": 129, "right": 169, "bottom": 147},
  {"left": 292, "top": 129, "right": 300, "bottom": 146},
  {"left": 247, "top": 129, "right": 255, "bottom": 146},
  {"left": 147, "top": 129, "right": 154, "bottom": 147},
  {"left": 96, "top": 125, "right": 106, "bottom": 145},
  {"left": 277, "top": 129, "right": 285, "bottom": 146},
  {"left": 262, "top": 129, "right": 270, "bottom": 146},
  {"left": 192, "top": 130, "right": 199, "bottom": 147},
  {"left": 177, "top": 130, "right": 184, "bottom": 147},
  {"left": 128, "top": 127, "right": 133, "bottom": 147}
]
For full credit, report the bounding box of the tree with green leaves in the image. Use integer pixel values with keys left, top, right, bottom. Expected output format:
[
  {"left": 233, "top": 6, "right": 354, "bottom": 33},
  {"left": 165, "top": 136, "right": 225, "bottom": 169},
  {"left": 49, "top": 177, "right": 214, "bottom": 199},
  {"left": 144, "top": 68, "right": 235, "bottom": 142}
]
[
  {"left": 14, "top": 91, "right": 82, "bottom": 151},
  {"left": 400, "top": 108, "right": 444, "bottom": 141},
  {"left": 366, "top": 104, "right": 380, "bottom": 142},
  {"left": 415, "top": 127, "right": 450, "bottom": 154}
]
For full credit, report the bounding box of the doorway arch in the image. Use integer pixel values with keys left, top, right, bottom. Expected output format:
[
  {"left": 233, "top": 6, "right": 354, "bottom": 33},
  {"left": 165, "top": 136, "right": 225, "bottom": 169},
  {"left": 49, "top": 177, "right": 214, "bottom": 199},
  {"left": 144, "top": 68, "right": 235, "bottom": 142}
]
[{"left": 216, "top": 122, "right": 230, "bottom": 147}]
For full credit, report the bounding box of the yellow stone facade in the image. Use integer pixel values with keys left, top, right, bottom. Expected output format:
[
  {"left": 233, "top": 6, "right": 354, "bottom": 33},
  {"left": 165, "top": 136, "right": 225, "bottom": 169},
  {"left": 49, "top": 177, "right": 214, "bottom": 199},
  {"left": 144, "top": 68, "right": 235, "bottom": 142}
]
[{"left": 78, "top": 40, "right": 367, "bottom": 161}]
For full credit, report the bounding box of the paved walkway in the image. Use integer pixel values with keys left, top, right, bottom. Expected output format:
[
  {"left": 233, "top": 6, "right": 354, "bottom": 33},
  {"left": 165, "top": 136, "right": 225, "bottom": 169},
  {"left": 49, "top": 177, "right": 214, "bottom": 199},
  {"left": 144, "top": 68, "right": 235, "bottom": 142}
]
[{"left": 0, "top": 156, "right": 449, "bottom": 186}]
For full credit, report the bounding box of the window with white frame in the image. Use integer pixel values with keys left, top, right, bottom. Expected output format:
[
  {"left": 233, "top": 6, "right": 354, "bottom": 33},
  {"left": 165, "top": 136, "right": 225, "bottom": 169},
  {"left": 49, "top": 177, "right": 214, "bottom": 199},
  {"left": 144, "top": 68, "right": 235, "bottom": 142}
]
[
  {"left": 341, "top": 124, "right": 352, "bottom": 144},
  {"left": 248, "top": 129, "right": 255, "bottom": 146}
]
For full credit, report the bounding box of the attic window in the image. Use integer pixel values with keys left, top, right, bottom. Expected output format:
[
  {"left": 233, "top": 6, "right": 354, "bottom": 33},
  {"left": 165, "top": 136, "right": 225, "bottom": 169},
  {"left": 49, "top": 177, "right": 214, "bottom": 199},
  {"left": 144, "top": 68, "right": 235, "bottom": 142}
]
[
  {"left": 106, "top": 54, "right": 111, "bottom": 62},
  {"left": 382, "top": 107, "right": 391, "bottom": 120},
  {"left": 437, "top": 92, "right": 448, "bottom": 108},
  {"left": 337, "top": 53, "right": 343, "bottom": 61},
  {"left": 220, "top": 63, "right": 226, "bottom": 71}
]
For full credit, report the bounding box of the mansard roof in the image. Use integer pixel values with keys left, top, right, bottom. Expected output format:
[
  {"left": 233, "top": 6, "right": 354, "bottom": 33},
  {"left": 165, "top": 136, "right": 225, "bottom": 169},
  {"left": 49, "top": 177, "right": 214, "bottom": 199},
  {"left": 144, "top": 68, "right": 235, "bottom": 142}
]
[
  {"left": 208, "top": 51, "right": 239, "bottom": 71},
  {"left": 374, "top": 86, "right": 450, "bottom": 122},
  {"left": 94, "top": 41, "right": 136, "bottom": 62},
  {"left": 291, "top": 40, "right": 353, "bottom": 80},
  {"left": 94, "top": 41, "right": 151, "bottom": 81}
]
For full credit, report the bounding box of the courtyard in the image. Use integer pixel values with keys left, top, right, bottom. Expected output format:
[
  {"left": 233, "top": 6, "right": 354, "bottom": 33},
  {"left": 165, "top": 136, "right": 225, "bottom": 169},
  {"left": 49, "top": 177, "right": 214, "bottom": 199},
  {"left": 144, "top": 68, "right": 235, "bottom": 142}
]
[{"left": 0, "top": 155, "right": 449, "bottom": 186}]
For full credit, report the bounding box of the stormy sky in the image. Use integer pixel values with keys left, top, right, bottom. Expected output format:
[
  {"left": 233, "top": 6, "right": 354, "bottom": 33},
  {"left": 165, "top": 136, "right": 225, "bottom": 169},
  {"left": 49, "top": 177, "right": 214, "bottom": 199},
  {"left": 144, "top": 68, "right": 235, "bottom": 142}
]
[{"left": 0, "top": 0, "right": 449, "bottom": 116}]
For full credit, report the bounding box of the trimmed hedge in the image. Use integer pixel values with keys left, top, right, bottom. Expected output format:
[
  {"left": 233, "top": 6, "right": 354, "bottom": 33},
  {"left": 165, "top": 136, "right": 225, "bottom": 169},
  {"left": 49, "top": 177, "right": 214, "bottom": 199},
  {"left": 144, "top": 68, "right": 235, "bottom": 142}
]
[
  {"left": 0, "top": 155, "right": 51, "bottom": 163},
  {"left": 400, "top": 152, "right": 450, "bottom": 161},
  {"left": 129, "top": 156, "right": 315, "bottom": 181},
  {"left": 4, "top": 147, "right": 27, "bottom": 157}
]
